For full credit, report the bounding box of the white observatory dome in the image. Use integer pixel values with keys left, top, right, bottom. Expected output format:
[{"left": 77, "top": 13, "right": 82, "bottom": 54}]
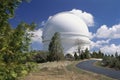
[{"left": 43, "top": 12, "right": 90, "bottom": 55}]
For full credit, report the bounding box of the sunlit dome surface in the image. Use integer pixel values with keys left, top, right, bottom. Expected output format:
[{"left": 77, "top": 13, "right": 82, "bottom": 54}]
[{"left": 43, "top": 12, "right": 91, "bottom": 55}]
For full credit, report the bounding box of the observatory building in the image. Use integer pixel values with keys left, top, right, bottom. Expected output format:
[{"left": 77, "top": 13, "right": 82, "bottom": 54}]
[{"left": 42, "top": 12, "right": 91, "bottom": 55}]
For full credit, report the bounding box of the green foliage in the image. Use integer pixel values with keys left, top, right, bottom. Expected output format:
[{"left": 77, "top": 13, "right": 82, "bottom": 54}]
[
  {"left": 102, "top": 55, "right": 110, "bottom": 66},
  {"left": 91, "top": 50, "right": 104, "bottom": 58},
  {"left": 84, "top": 48, "right": 90, "bottom": 59},
  {"left": 1, "top": 22, "right": 35, "bottom": 63},
  {"left": 102, "top": 52, "right": 120, "bottom": 70},
  {"left": 115, "top": 52, "right": 119, "bottom": 58},
  {"left": 91, "top": 51, "right": 97, "bottom": 58},
  {"left": 74, "top": 52, "right": 79, "bottom": 60},
  {"left": 0, "top": 63, "right": 35, "bottom": 80},
  {"left": 0, "top": 22, "right": 36, "bottom": 80},
  {"left": 115, "top": 60, "right": 120, "bottom": 69},
  {"left": 76, "top": 48, "right": 90, "bottom": 60},
  {"left": 0, "top": 0, "right": 29, "bottom": 26},
  {"left": 65, "top": 53, "right": 74, "bottom": 61},
  {"left": 79, "top": 53, "right": 84, "bottom": 60},
  {"left": 48, "top": 32, "right": 64, "bottom": 61},
  {"left": 98, "top": 50, "right": 104, "bottom": 58},
  {"left": 0, "top": 0, "right": 36, "bottom": 79},
  {"left": 33, "top": 51, "right": 48, "bottom": 63}
]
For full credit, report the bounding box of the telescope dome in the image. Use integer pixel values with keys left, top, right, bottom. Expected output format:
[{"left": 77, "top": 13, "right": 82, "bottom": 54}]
[{"left": 43, "top": 12, "right": 90, "bottom": 55}]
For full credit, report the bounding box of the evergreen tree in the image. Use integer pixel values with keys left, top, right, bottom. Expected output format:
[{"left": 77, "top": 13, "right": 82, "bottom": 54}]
[
  {"left": 75, "top": 39, "right": 82, "bottom": 55},
  {"left": 74, "top": 52, "right": 78, "bottom": 60},
  {"left": 80, "top": 53, "right": 84, "bottom": 60},
  {"left": 91, "top": 51, "right": 97, "bottom": 58},
  {"left": 48, "top": 32, "right": 64, "bottom": 61},
  {"left": 84, "top": 48, "right": 90, "bottom": 59},
  {"left": 98, "top": 50, "right": 104, "bottom": 58},
  {"left": 115, "top": 52, "right": 118, "bottom": 58}
]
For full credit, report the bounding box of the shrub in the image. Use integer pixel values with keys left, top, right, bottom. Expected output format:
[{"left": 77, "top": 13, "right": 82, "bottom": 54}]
[
  {"left": 102, "top": 53, "right": 120, "bottom": 70},
  {"left": 65, "top": 54, "right": 74, "bottom": 61},
  {"left": 33, "top": 51, "right": 48, "bottom": 63}
]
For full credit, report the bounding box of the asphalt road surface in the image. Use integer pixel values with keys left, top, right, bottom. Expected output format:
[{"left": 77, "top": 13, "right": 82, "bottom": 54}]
[{"left": 76, "top": 60, "right": 120, "bottom": 80}]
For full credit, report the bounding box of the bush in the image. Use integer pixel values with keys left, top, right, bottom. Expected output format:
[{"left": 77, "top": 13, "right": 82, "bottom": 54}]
[
  {"left": 0, "top": 62, "right": 36, "bottom": 80},
  {"left": 65, "top": 54, "right": 74, "bottom": 61},
  {"left": 33, "top": 51, "right": 48, "bottom": 63},
  {"left": 115, "top": 60, "right": 120, "bottom": 69},
  {"left": 109, "top": 58, "right": 116, "bottom": 68},
  {"left": 102, "top": 53, "right": 120, "bottom": 70}
]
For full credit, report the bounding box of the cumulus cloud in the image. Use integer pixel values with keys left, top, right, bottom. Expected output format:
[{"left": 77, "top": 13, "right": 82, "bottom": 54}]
[
  {"left": 89, "top": 32, "right": 95, "bottom": 39},
  {"left": 41, "top": 21, "right": 46, "bottom": 26},
  {"left": 90, "top": 39, "right": 120, "bottom": 55},
  {"left": 90, "top": 39, "right": 110, "bottom": 49},
  {"left": 100, "top": 44, "right": 120, "bottom": 55},
  {"left": 95, "top": 24, "right": 120, "bottom": 39},
  {"left": 29, "top": 28, "right": 43, "bottom": 43},
  {"left": 70, "top": 9, "right": 94, "bottom": 27},
  {"left": 89, "top": 23, "right": 120, "bottom": 55},
  {"left": 46, "top": 9, "right": 94, "bottom": 27}
]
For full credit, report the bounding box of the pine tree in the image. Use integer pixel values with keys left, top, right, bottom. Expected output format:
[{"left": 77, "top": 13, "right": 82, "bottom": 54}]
[
  {"left": 98, "top": 50, "right": 104, "bottom": 58},
  {"left": 74, "top": 52, "right": 78, "bottom": 60},
  {"left": 80, "top": 53, "right": 84, "bottom": 60},
  {"left": 48, "top": 32, "right": 64, "bottom": 61},
  {"left": 75, "top": 39, "right": 82, "bottom": 55},
  {"left": 92, "top": 51, "right": 97, "bottom": 58},
  {"left": 115, "top": 52, "right": 118, "bottom": 58},
  {"left": 84, "top": 48, "right": 90, "bottom": 59}
]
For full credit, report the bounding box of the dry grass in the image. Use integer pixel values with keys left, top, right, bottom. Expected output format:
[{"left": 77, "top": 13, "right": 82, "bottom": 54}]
[{"left": 24, "top": 60, "right": 115, "bottom": 80}]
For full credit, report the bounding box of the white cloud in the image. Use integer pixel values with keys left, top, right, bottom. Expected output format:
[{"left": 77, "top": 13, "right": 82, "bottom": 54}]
[
  {"left": 70, "top": 9, "right": 94, "bottom": 27},
  {"left": 48, "top": 16, "right": 52, "bottom": 20},
  {"left": 90, "top": 39, "right": 110, "bottom": 49},
  {"left": 100, "top": 44, "right": 120, "bottom": 55},
  {"left": 46, "top": 9, "right": 94, "bottom": 27},
  {"left": 90, "top": 23, "right": 120, "bottom": 55},
  {"left": 29, "top": 28, "right": 43, "bottom": 43},
  {"left": 91, "top": 39, "right": 120, "bottom": 55},
  {"left": 95, "top": 24, "right": 120, "bottom": 39},
  {"left": 41, "top": 21, "right": 46, "bottom": 26},
  {"left": 89, "top": 32, "right": 95, "bottom": 39}
]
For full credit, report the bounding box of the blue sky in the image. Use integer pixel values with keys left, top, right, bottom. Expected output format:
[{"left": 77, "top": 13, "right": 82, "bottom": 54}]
[{"left": 10, "top": 0, "right": 120, "bottom": 54}]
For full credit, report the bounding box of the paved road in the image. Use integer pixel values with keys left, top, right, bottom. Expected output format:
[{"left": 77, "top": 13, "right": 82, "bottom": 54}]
[{"left": 76, "top": 60, "right": 120, "bottom": 80}]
